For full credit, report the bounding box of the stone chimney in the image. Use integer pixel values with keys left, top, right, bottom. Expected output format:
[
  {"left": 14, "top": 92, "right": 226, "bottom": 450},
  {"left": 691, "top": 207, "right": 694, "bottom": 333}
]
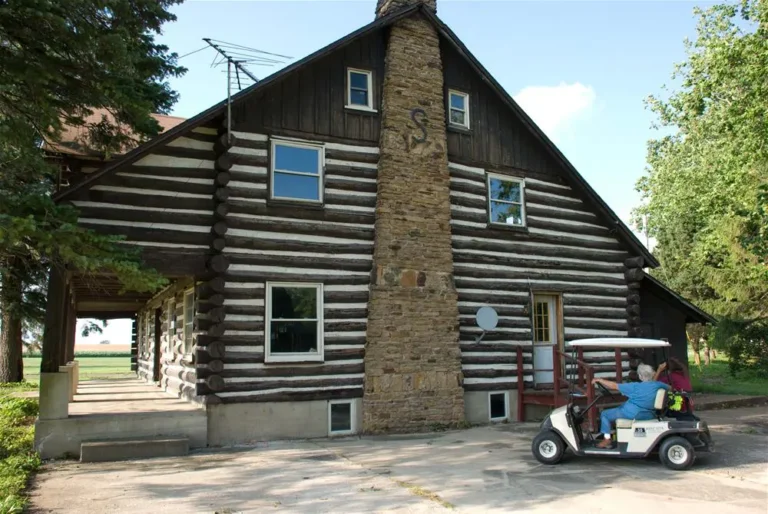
[
  {"left": 364, "top": 0, "right": 465, "bottom": 433},
  {"left": 376, "top": 0, "right": 436, "bottom": 18}
]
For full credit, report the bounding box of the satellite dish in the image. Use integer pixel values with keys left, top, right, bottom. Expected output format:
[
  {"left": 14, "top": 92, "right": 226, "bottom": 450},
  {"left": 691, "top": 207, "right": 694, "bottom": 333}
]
[{"left": 476, "top": 306, "right": 499, "bottom": 331}]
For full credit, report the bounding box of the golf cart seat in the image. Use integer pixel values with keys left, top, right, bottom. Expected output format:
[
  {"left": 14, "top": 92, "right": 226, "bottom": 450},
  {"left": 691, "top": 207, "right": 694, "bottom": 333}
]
[{"left": 615, "top": 389, "right": 669, "bottom": 428}]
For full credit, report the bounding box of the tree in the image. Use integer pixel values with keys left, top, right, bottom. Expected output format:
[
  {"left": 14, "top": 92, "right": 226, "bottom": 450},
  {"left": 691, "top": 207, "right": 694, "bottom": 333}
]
[
  {"left": 634, "top": 0, "right": 768, "bottom": 376},
  {"left": 0, "top": 0, "right": 186, "bottom": 382}
]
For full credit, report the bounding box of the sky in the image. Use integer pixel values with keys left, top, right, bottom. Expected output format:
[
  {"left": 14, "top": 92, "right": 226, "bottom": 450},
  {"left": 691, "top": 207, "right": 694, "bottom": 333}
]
[{"left": 81, "top": 0, "right": 710, "bottom": 345}]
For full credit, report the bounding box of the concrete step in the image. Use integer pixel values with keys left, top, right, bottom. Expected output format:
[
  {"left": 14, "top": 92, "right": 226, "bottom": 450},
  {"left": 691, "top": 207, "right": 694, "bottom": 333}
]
[{"left": 80, "top": 437, "right": 189, "bottom": 463}]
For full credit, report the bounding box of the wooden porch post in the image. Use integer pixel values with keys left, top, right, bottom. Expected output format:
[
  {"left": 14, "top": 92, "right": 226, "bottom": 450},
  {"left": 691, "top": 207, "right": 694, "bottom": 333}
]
[
  {"left": 41, "top": 267, "right": 67, "bottom": 373},
  {"left": 614, "top": 348, "right": 623, "bottom": 383},
  {"left": 65, "top": 295, "right": 77, "bottom": 363}
]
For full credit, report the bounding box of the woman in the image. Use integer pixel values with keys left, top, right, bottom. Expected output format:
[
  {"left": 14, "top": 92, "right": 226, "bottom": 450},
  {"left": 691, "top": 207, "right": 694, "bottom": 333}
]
[
  {"left": 655, "top": 357, "right": 695, "bottom": 418},
  {"left": 654, "top": 357, "right": 692, "bottom": 392},
  {"left": 592, "top": 364, "right": 669, "bottom": 448}
]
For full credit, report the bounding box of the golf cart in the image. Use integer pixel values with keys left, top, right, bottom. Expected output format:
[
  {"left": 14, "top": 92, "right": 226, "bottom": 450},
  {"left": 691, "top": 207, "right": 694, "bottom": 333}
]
[{"left": 531, "top": 338, "right": 714, "bottom": 470}]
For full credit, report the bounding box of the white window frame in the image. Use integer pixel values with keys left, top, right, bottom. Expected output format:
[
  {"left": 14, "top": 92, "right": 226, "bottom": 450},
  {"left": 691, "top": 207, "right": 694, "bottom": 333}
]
[
  {"left": 182, "top": 289, "right": 195, "bottom": 355},
  {"left": 448, "top": 89, "right": 470, "bottom": 129},
  {"left": 265, "top": 281, "right": 324, "bottom": 363},
  {"left": 487, "top": 172, "right": 526, "bottom": 227},
  {"left": 328, "top": 399, "right": 356, "bottom": 436},
  {"left": 489, "top": 391, "right": 509, "bottom": 422},
  {"left": 270, "top": 139, "right": 325, "bottom": 204},
  {"left": 346, "top": 68, "right": 375, "bottom": 112}
]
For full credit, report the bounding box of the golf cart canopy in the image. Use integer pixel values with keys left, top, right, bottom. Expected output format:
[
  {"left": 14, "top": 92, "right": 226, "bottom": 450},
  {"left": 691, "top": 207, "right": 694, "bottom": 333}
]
[{"left": 567, "top": 338, "right": 671, "bottom": 349}]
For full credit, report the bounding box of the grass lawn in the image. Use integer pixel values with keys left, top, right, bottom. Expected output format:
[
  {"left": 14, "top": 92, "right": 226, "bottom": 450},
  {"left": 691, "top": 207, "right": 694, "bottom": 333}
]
[
  {"left": 22, "top": 355, "right": 133, "bottom": 382},
  {"left": 0, "top": 382, "right": 40, "bottom": 514},
  {"left": 689, "top": 353, "right": 768, "bottom": 396}
]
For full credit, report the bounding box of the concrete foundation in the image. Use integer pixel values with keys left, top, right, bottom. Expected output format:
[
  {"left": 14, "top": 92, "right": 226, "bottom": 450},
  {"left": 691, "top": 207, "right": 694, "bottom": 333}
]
[
  {"left": 38, "top": 372, "right": 70, "bottom": 420},
  {"left": 69, "top": 361, "right": 79, "bottom": 394},
  {"left": 80, "top": 437, "right": 189, "bottom": 463},
  {"left": 60, "top": 364, "right": 74, "bottom": 401},
  {"left": 208, "top": 399, "right": 363, "bottom": 447},
  {"left": 464, "top": 390, "right": 517, "bottom": 424}
]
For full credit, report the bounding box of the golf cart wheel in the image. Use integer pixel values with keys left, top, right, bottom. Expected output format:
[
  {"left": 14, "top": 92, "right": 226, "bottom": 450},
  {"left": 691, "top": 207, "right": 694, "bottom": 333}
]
[
  {"left": 659, "top": 436, "right": 695, "bottom": 470},
  {"left": 532, "top": 431, "right": 565, "bottom": 465}
]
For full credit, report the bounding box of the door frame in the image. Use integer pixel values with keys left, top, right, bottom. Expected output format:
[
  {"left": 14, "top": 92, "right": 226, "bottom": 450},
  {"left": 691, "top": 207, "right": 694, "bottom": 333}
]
[{"left": 531, "top": 292, "right": 564, "bottom": 386}]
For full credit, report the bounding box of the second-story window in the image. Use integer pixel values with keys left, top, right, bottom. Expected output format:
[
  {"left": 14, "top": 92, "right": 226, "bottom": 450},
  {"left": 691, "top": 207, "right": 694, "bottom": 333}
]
[
  {"left": 487, "top": 173, "right": 526, "bottom": 227},
  {"left": 448, "top": 90, "right": 470, "bottom": 129},
  {"left": 270, "top": 140, "right": 324, "bottom": 203},
  {"left": 346, "top": 68, "right": 374, "bottom": 111}
]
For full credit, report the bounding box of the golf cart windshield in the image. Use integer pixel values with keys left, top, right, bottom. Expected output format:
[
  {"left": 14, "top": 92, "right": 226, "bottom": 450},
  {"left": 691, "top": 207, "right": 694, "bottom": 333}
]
[{"left": 566, "top": 338, "right": 671, "bottom": 349}]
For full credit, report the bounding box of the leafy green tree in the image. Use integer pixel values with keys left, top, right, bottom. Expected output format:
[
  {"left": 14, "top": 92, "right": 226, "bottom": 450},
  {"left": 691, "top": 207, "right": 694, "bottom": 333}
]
[
  {"left": 634, "top": 0, "right": 768, "bottom": 376},
  {"left": 0, "top": 0, "right": 186, "bottom": 382}
]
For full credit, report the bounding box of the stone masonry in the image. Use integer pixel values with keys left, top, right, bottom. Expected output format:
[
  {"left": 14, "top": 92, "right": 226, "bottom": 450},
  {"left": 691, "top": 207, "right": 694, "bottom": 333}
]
[{"left": 364, "top": 0, "right": 465, "bottom": 433}]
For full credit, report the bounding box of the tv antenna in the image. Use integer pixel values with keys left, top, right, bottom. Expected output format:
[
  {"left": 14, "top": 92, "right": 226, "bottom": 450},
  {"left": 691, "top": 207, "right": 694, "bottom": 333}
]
[{"left": 201, "top": 38, "right": 292, "bottom": 137}]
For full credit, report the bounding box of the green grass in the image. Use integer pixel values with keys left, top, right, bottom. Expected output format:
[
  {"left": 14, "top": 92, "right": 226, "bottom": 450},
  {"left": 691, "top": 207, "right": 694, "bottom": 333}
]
[
  {"left": 22, "top": 356, "right": 133, "bottom": 382},
  {"left": 0, "top": 382, "right": 40, "bottom": 514},
  {"left": 689, "top": 353, "right": 768, "bottom": 396}
]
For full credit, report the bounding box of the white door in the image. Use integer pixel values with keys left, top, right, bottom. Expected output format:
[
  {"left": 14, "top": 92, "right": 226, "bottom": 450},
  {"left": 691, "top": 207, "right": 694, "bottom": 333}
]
[{"left": 532, "top": 295, "right": 558, "bottom": 385}]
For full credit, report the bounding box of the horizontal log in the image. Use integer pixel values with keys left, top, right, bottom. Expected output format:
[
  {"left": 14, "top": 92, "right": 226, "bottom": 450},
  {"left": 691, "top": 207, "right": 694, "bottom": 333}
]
[
  {"left": 138, "top": 249, "right": 209, "bottom": 277},
  {"left": 84, "top": 224, "right": 210, "bottom": 246},
  {"left": 452, "top": 225, "right": 624, "bottom": 252},
  {"left": 214, "top": 133, "right": 236, "bottom": 154},
  {"left": 83, "top": 189, "right": 215, "bottom": 211},
  {"left": 626, "top": 304, "right": 641, "bottom": 316},
  {"left": 123, "top": 164, "right": 214, "bottom": 181},
  {"left": 216, "top": 172, "right": 231, "bottom": 187},
  {"left": 206, "top": 374, "right": 225, "bottom": 392},
  {"left": 626, "top": 292, "right": 641, "bottom": 305},
  {"left": 207, "top": 255, "right": 230, "bottom": 273},
  {"left": 628, "top": 315, "right": 642, "bottom": 327},
  {"left": 224, "top": 271, "right": 369, "bottom": 286},
  {"left": 211, "top": 238, "right": 226, "bottom": 252},
  {"left": 201, "top": 393, "right": 222, "bottom": 405},
  {"left": 624, "top": 256, "right": 644, "bottom": 269},
  {"left": 230, "top": 153, "right": 268, "bottom": 168},
  {"left": 227, "top": 218, "right": 374, "bottom": 241},
  {"left": 199, "top": 278, "right": 226, "bottom": 297},
  {"left": 624, "top": 268, "right": 644, "bottom": 282},
  {"left": 458, "top": 305, "right": 525, "bottom": 317},
  {"left": 215, "top": 188, "right": 230, "bottom": 202},
  {"left": 222, "top": 320, "right": 263, "bottom": 332},
  {"left": 222, "top": 376, "right": 362, "bottom": 394},
  {"left": 152, "top": 145, "right": 213, "bottom": 162},
  {"left": 462, "top": 355, "right": 533, "bottom": 365},
  {"left": 214, "top": 203, "right": 229, "bottom": 219},
  {"left": 197, "top": 359, "right": 224, "bottom": 374},
  {"left": 212, "top": 221, "right": 228, "bottom": 236},
  {"left": 324, "top": 148, "right": 379, "bottom": 165},
  {"left": 452, "top": 251, "right": 624, "bottom": 274},
  {"left": 463, "top": 369, "right": 517, "bottom": 379},
  {"left": 219, "top": 387, "right": 362, "bottom": 404},
  {"left": 109, "top": 173, "right": 214, "bottom": 196},
  {"left": 564, "top": 318, "right": 628, "bottom": 330},
  {"left": 562, "top": 306, "right": 626, "bottom": 320},
  {"left": 215, "top": 154, "right": 233, "bottom": 172},
  {"left": 324, "top": 191, "right": 376, "bottom": 209},
  {"left": 563, "top": 295, "right": 627, "bottom": 309},
  {"left": 201, "top": 341, "right": 226, "bottom": 360},
  {"left": 325, "top": 177, "right": 377, "bottom": 194},
  {"left": 451, "top": 237, "right": 627, "bottom": 263},
  {"left": 220, "top": 362, "right": 364, "bottom": 379},
  {"left": 459, "top": 317, "right": 529, "bottom": 329},
  {"left": 524, "top": 204, "right": 602, "bottom": 226},
  {"left": 226, "top": 254, "right": 372, "bottom": 273},
  {"left": 627, "top": 281, "right": 642, "bottom": 290},
  {"left": 527, "top": 217, "right": 612, "bottom": 240},
  {"left": 77, "top": 205, "right": 214, "bottom": 228},
  {"left": 228, "top": 201, "right": 375, "bottom": 226},
  {"left": 463, "top": 382, "right": 527, "bottom": 392},
  {"left": 225, "top": 236, "right": 373, "bottom": 255},
  {"left": 455, "top": 278, "right": 627, "bottom": 297},
  {"left": 454, "top": 265, "right": 626, "bottom": 286}
]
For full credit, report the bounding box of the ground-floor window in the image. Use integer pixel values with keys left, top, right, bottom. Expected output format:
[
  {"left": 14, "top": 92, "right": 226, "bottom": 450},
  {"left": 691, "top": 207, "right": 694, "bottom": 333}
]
[
  {"left": 183, "top": 289, "right": 195, "bottom": 354},
  {"left": 265, "top": 282, "right": 324, "bottom": 363},
  {"left": 329, "top": 400, "right": 355, "bottom": 435},
  {"left": 489, "top": 391, "right": 508, "bottom": 422}
]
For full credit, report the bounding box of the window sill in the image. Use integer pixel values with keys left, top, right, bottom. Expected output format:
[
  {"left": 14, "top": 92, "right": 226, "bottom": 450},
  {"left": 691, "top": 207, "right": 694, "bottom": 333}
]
[
  {"left": 264, "top": 355, "right": 325, "bottom": 364},
  {"left": 267, "top": 197, "right": 324, "bottom": 210},
  {"left": 447, "top": 124, "right": 472, "bottom": 134},
  {"left": 345, "top": 105, "right": 378, "bottom": 115},
  {"left": 487, "top": 222, "right": 529, "bottom": 234}
]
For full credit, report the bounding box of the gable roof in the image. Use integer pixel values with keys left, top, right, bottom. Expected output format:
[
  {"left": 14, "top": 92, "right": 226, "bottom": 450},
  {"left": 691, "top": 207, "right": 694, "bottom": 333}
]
[
  {"left": 642, "top": 272, "right": 716, "bottom": 324},
  {"left": 53, "top": 2, "right": 658, "bottom": 267}
]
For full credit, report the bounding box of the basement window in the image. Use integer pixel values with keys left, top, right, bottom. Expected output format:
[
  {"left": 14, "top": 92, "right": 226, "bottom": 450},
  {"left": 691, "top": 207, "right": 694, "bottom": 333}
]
[
  {"left": 489, "top": 392, "right": 508, "bottom": 422},
  {"left": 448, "top": 90, "right": 470, "bottom": 129},
  {"left": 487, "top": 173, "right": 526, "bottom": 227},
  {"left": 183, "top": 289, "right": 195, "bottom": 354},
  {"left": 270, "top": 140, "right": 324, "bottom": 203},
  {"left": 329, "top": 400, "right": 355, "bottom": 435},
  {"left": 265, "top": 282, "right": 324, "bottom": 363},
  {"left": 346, "top": 68, "right": 374, "bottom": 111}
]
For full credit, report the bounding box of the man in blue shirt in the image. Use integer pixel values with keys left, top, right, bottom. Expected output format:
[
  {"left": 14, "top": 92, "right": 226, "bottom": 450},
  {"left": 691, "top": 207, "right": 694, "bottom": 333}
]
[{"left": 592, "top": 364, "right": 670, "bottom": 448}]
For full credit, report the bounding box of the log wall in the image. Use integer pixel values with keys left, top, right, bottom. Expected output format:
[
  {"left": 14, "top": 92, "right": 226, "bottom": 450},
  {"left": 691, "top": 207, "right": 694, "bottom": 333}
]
[
  {"left": 447, "top": 161, "right": 633, "bottom": 391},
  {"left": 209, "top": 130, "right": 378, "bottom": 404}
]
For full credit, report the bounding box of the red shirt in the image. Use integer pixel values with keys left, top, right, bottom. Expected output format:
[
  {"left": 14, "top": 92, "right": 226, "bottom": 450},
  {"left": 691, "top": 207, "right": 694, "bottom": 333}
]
[{"left": 658, "top": 371, "right": 692, "bottom": 392}]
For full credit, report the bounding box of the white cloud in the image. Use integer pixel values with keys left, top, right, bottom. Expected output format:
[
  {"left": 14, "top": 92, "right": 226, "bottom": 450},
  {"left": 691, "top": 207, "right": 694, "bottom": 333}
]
[{"left": 513, "top": 82, "right": 596, "bottom": 142}]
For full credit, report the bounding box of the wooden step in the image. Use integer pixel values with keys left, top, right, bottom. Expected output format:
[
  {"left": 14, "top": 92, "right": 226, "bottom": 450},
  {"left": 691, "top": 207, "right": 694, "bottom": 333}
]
[{"left": 80, "top": 437, "right": 189, "bottom": 463}]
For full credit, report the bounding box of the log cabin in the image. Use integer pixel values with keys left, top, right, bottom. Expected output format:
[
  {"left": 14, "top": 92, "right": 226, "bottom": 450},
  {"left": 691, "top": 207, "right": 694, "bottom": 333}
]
[{"left": 37, "top": 0, "right": 713, "bottom": 451}]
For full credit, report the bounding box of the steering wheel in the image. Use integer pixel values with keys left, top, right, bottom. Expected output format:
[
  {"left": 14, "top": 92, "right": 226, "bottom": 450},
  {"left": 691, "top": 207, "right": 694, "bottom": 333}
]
[{"left": 596, "top": 381, "right": 615, "bottom": 397}]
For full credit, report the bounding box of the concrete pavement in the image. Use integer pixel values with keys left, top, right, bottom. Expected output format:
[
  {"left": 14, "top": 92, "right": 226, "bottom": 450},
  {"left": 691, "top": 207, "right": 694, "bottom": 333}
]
[{"left": 28, "top": 406, "right": 768, "bottom": 513}]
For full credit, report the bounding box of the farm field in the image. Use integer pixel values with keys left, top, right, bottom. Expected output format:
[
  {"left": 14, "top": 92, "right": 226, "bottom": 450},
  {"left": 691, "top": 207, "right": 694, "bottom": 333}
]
[{"left": 22, "top": 353, "right": 133, "bottom": 382}]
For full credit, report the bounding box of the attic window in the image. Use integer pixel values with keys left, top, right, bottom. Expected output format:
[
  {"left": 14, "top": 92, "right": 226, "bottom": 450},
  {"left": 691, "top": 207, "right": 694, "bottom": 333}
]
[
  {"left": 346, "top": 68, "right": 374, "bottom": 111},
  {"left": 448, "top": 90, "right": 469, "bottom": 129}
]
